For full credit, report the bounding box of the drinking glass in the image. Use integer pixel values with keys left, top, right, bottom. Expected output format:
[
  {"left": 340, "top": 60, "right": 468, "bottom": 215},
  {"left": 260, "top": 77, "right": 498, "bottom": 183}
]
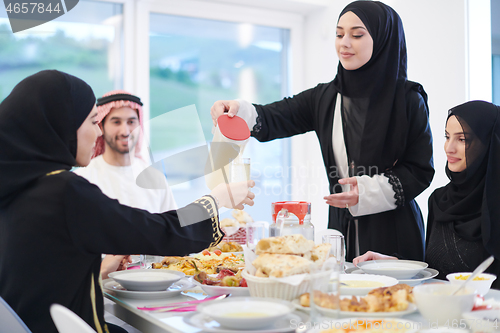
[
  {"left": 230, "top": 157, "right": 250, "bottom": 183},
  {"left": 139, "top": 255, "right": 161, "bottom": 269},
  {"left": 322, "top": 234, "right": 346, "bottom": 273},
  {"left": 309, "top": 260, "right": 341, "bottom": 324},
  {"left": 245, "top": 221, "right": 269, "bottom": 251}
]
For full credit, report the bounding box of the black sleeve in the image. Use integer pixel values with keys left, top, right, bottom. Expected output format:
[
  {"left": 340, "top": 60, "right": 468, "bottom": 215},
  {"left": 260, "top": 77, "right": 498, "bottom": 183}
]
[
  {"left": 387, "top": 90, "right": 435, "bottom": 206},
  {"left": 251, "top": 86, "right": 317, "bottom": 142},
  {"left": 63, "top": 176, "right": 224, "bottom": 256}
]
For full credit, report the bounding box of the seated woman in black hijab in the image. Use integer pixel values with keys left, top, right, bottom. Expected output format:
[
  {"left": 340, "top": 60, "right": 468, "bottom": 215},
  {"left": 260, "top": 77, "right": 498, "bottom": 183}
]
[
  {"left": 353, "top": 100, "right": 500, "bottom": 288},
  {"left": 0, "top": 70, "right": 255, "bottom": 333}
]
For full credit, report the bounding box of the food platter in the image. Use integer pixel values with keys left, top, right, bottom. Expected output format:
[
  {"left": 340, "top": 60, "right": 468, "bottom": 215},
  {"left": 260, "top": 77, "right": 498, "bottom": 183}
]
[
  {"left": 291, "top": 298, "right": 418, "bottom": 318},
  {"left": 191, "top": 277, "right": 250, "bottom": 297},
  {"left": 305, "top": 318, "right": 420, "bottom": 333}
]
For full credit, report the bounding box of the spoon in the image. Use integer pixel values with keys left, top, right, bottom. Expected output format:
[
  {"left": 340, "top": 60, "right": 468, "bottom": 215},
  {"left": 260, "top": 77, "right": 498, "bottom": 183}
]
[{"left": 451, "top": 255, "right": 494, "bottom": 295}]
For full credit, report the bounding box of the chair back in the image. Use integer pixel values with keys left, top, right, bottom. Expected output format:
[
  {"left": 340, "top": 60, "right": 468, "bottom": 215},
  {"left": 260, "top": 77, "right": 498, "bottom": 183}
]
[
  {"left": 50, "top": 304, "right": 97, "bottom": 333},
  {"left": 0, "top": 296, "right": 31, "bottom": 333}
]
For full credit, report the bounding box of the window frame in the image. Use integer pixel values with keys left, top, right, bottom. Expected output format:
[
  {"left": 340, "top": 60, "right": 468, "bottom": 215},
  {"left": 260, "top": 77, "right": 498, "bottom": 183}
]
[{"left": 133, "top": 0, "right": 309, "bottom": 200}]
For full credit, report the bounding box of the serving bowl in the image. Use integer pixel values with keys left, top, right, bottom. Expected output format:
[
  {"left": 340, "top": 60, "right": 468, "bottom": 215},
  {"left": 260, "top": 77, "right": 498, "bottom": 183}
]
[
  {"left": 356, "top": 260, "right": 428, "bottom": 279},
  {"left": 339, "top": 274, "right": 398, "bottom": 295},
  {"left": 197, "top": 297, "right": 294, "bottom": 330},
  {"left": 446, "top": 272, "right": 497, "bottom": 296},
  {"left": 241, "top": 269, "right": 330, "bottom": 300},
  {"left": 108, "top": 269, "right": 185, "bottom": 291},
  {"left": 413, "top": 283, "right": 475, "bottom": 325}
]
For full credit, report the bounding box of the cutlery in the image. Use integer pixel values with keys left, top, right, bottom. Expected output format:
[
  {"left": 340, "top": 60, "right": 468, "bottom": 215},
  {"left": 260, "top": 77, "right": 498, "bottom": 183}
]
[
  {"left": 138, "top": 293, "right": 230, "bottom": 312},
  {"left": 451, "top": 256, "right": 494, "bottom": 295}
]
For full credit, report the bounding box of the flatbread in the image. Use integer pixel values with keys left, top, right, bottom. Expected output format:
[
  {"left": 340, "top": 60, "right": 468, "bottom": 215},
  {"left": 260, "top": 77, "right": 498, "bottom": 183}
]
[
  {"left": 255, "top": 234, "right": 315, "bottom": 255},
  {"left": 252, "top": 253, "right": 313, "bottom": 277}
]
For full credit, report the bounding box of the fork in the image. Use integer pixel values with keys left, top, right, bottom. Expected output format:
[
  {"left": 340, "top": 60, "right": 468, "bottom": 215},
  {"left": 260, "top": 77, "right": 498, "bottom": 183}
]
[{"left": 138, "top": 293, "right": 230, "bottom": 312}]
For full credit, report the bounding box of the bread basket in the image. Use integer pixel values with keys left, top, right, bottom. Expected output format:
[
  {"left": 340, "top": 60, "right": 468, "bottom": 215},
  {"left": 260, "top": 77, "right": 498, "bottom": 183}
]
[{"left": 241, "top": 269, "right": 331, "bottom": 301}]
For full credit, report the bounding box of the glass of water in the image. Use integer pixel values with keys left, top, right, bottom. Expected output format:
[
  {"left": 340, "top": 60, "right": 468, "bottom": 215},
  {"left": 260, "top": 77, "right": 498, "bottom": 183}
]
[
  {"left": 322, "top": 234, "right": 346, "bottom": 273},
  {"left": 230, "top": 157, "right": 250, "bottom": 183}
]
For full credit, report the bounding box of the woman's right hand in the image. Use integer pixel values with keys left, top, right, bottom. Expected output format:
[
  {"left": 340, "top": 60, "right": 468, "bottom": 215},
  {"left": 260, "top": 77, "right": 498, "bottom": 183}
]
[
  {"left": 211, "top": 180, "right": 255, "bottom": 210},
  {"left": 352, "top": 251, "right": 398, "bottom": 266},
  {"left": 210, "top": 100, "right": 240, "bottom": 127}
]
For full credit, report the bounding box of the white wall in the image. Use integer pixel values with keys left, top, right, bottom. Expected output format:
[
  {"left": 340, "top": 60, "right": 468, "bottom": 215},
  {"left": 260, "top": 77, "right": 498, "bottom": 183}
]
[{"left": 296, "top": 0, "right": 491, "bottom": 235}]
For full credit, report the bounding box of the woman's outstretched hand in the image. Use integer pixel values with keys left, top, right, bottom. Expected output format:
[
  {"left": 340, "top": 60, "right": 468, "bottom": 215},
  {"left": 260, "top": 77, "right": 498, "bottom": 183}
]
[
  {"left": 353, "top": 251, "right": 398, "bottom": 266},
  {"left": 211, "top": 180, "right": 255, "bottom": 210},
  {"left": 210, "top": 100, "right": 240, "bottom": 127},
  {"left": 324, "top": 177, "right": 359, "bottom": 208}
]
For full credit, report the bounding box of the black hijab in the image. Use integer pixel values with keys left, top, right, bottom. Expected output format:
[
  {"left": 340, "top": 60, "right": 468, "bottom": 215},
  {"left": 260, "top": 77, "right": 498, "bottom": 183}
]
[
  {"left": 0, "top": 70, "right": 95, "bottom": 205},
  {"left": 332, "top": 1, "right": 417, "bottom": 176},
  {"left": 429, "top": 101, "right": 500, "bottom": 257}
]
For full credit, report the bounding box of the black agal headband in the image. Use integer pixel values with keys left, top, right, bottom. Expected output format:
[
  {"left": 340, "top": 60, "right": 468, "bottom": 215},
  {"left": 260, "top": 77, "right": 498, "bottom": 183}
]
[{"left": 96, "top": 93, "right": 143, "bottom": 106}]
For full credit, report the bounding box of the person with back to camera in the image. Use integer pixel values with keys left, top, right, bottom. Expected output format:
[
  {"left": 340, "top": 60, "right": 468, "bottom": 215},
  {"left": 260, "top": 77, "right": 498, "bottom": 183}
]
[
  {"left": 0, "top": 70, "right": 255, "bottom": 333},
  {"left": 354, "top": 101, "right": 500, "bottom": 289},
  {"left": 210, "top": 1, "right": 434, "bottom": 262}
]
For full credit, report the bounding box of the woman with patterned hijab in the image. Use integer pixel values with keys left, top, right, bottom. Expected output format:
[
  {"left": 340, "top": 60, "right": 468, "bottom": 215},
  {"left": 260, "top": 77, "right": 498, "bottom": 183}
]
[
  {"left": 210, "top": 0, "right": 433, "bottom": 261},
  {"left": 0, "top": 70, "right": 254, "bottom": 333},
  {"left": 354, "top": 101, "right": 500, "bottom": 288}
]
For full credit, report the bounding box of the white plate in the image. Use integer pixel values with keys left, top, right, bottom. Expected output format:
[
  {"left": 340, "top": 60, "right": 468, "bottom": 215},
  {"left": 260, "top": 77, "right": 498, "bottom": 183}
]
[
  {"left": 345, "top": 267, "right": 439, "bottom": 286},
  {"left": 339, "top": 274, "right": 398, "bottom": 295},
  {"left": 305, "top": 317, "right": 419, "bottom": 333},
  {"left": 197, "top": 297, "right": 294, "bottom": 330},
  {"left": 191, "top": 277, "right": 250, "bottom": 297},
  {"left": 108, "top": 269, "right": 184, "bottom": 291},
  {"left": 102, "top": 278, "right": 193, "bottom": 299},
  {"left": 356, "top": 260, "right": 428, "bottom": 279},
  {"left": 184, "top": 310, "right": 307, "bottom": 333},
  {"left": 291, "top": 299, "right": 418, "bottom": 318}
]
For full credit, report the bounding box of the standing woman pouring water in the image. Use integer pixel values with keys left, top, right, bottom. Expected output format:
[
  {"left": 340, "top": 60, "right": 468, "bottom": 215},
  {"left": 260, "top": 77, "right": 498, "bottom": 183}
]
[{"left": 210, "top": 1, "right": 434, "bottom": 261}]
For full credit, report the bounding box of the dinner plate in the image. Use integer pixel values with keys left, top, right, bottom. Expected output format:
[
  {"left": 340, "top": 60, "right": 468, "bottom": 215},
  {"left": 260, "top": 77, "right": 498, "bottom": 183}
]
[
  {"left": 291, "top": 299, "right": 418, "bottom": 318},
  {"left": 345, "top": 267, "right": 439, "bottom": 286},
  {"left": 103, "top": 278, "right": 193, "bottom": 299},
  {"left": 191, "top": 277, "right": 250, "bottom": 297},
  {"left": 183, "top": 310, "right": 307, "bottom": 333},
  {"left": 356, "top": 260, "right": 428, "bottom": 279}
]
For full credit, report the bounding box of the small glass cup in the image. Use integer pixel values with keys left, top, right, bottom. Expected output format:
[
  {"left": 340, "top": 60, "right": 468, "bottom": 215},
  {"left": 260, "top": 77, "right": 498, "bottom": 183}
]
[
  {"left": 309, "top": 260, "right": 341, "bottom": 324},
  {"left": 322, "top": 234, "right": 346, "bottom": 273},
  {"left": 139, "top": 255, "right": 161, "bottom": 269},
  {"left": 245, "top": 221, "right": 269, "bottom": 251},
  {"left": 230, "top": 157, "right": 250, "bottom": 182}
]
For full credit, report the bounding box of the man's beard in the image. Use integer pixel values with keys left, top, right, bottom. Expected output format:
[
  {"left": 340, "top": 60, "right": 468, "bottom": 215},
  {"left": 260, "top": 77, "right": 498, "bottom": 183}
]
[{"left": 104, "top": 134, "right": 138, "bottom": 154}]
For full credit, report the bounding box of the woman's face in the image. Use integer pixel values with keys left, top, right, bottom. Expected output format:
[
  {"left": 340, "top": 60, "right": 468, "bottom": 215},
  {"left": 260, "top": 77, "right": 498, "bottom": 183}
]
[
  {"left": 76, "top": 105, "right": 102, "bottom": 167},
  {"left": 335, "top": 11, "right": 374, "bottom": 70},
  {"left": 445, "top": 115, "right": 467, "bottom": 172}
]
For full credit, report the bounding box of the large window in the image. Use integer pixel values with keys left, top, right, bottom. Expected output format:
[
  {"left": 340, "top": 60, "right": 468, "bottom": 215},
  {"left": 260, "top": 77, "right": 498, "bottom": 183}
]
[
  {"left": 0, "top": 0, "right": 123, "bottom": 100},
  {"left": 148, "top": 13, "right": 291, "bottom": 221}
]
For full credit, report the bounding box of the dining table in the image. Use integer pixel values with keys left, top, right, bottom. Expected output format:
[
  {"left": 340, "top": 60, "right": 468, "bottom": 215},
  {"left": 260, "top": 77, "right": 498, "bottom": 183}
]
[{"left": 103, "top": 274, "right": 500, "bottom": 333}]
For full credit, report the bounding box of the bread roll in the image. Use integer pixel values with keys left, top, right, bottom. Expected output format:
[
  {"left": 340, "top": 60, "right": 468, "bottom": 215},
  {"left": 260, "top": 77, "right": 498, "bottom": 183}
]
[
  {"left": 252, "top": 253, "right": 313, "bottom": 277},
  {"left": 255, "top": 234, "right": 315, "bottom": 255}
]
